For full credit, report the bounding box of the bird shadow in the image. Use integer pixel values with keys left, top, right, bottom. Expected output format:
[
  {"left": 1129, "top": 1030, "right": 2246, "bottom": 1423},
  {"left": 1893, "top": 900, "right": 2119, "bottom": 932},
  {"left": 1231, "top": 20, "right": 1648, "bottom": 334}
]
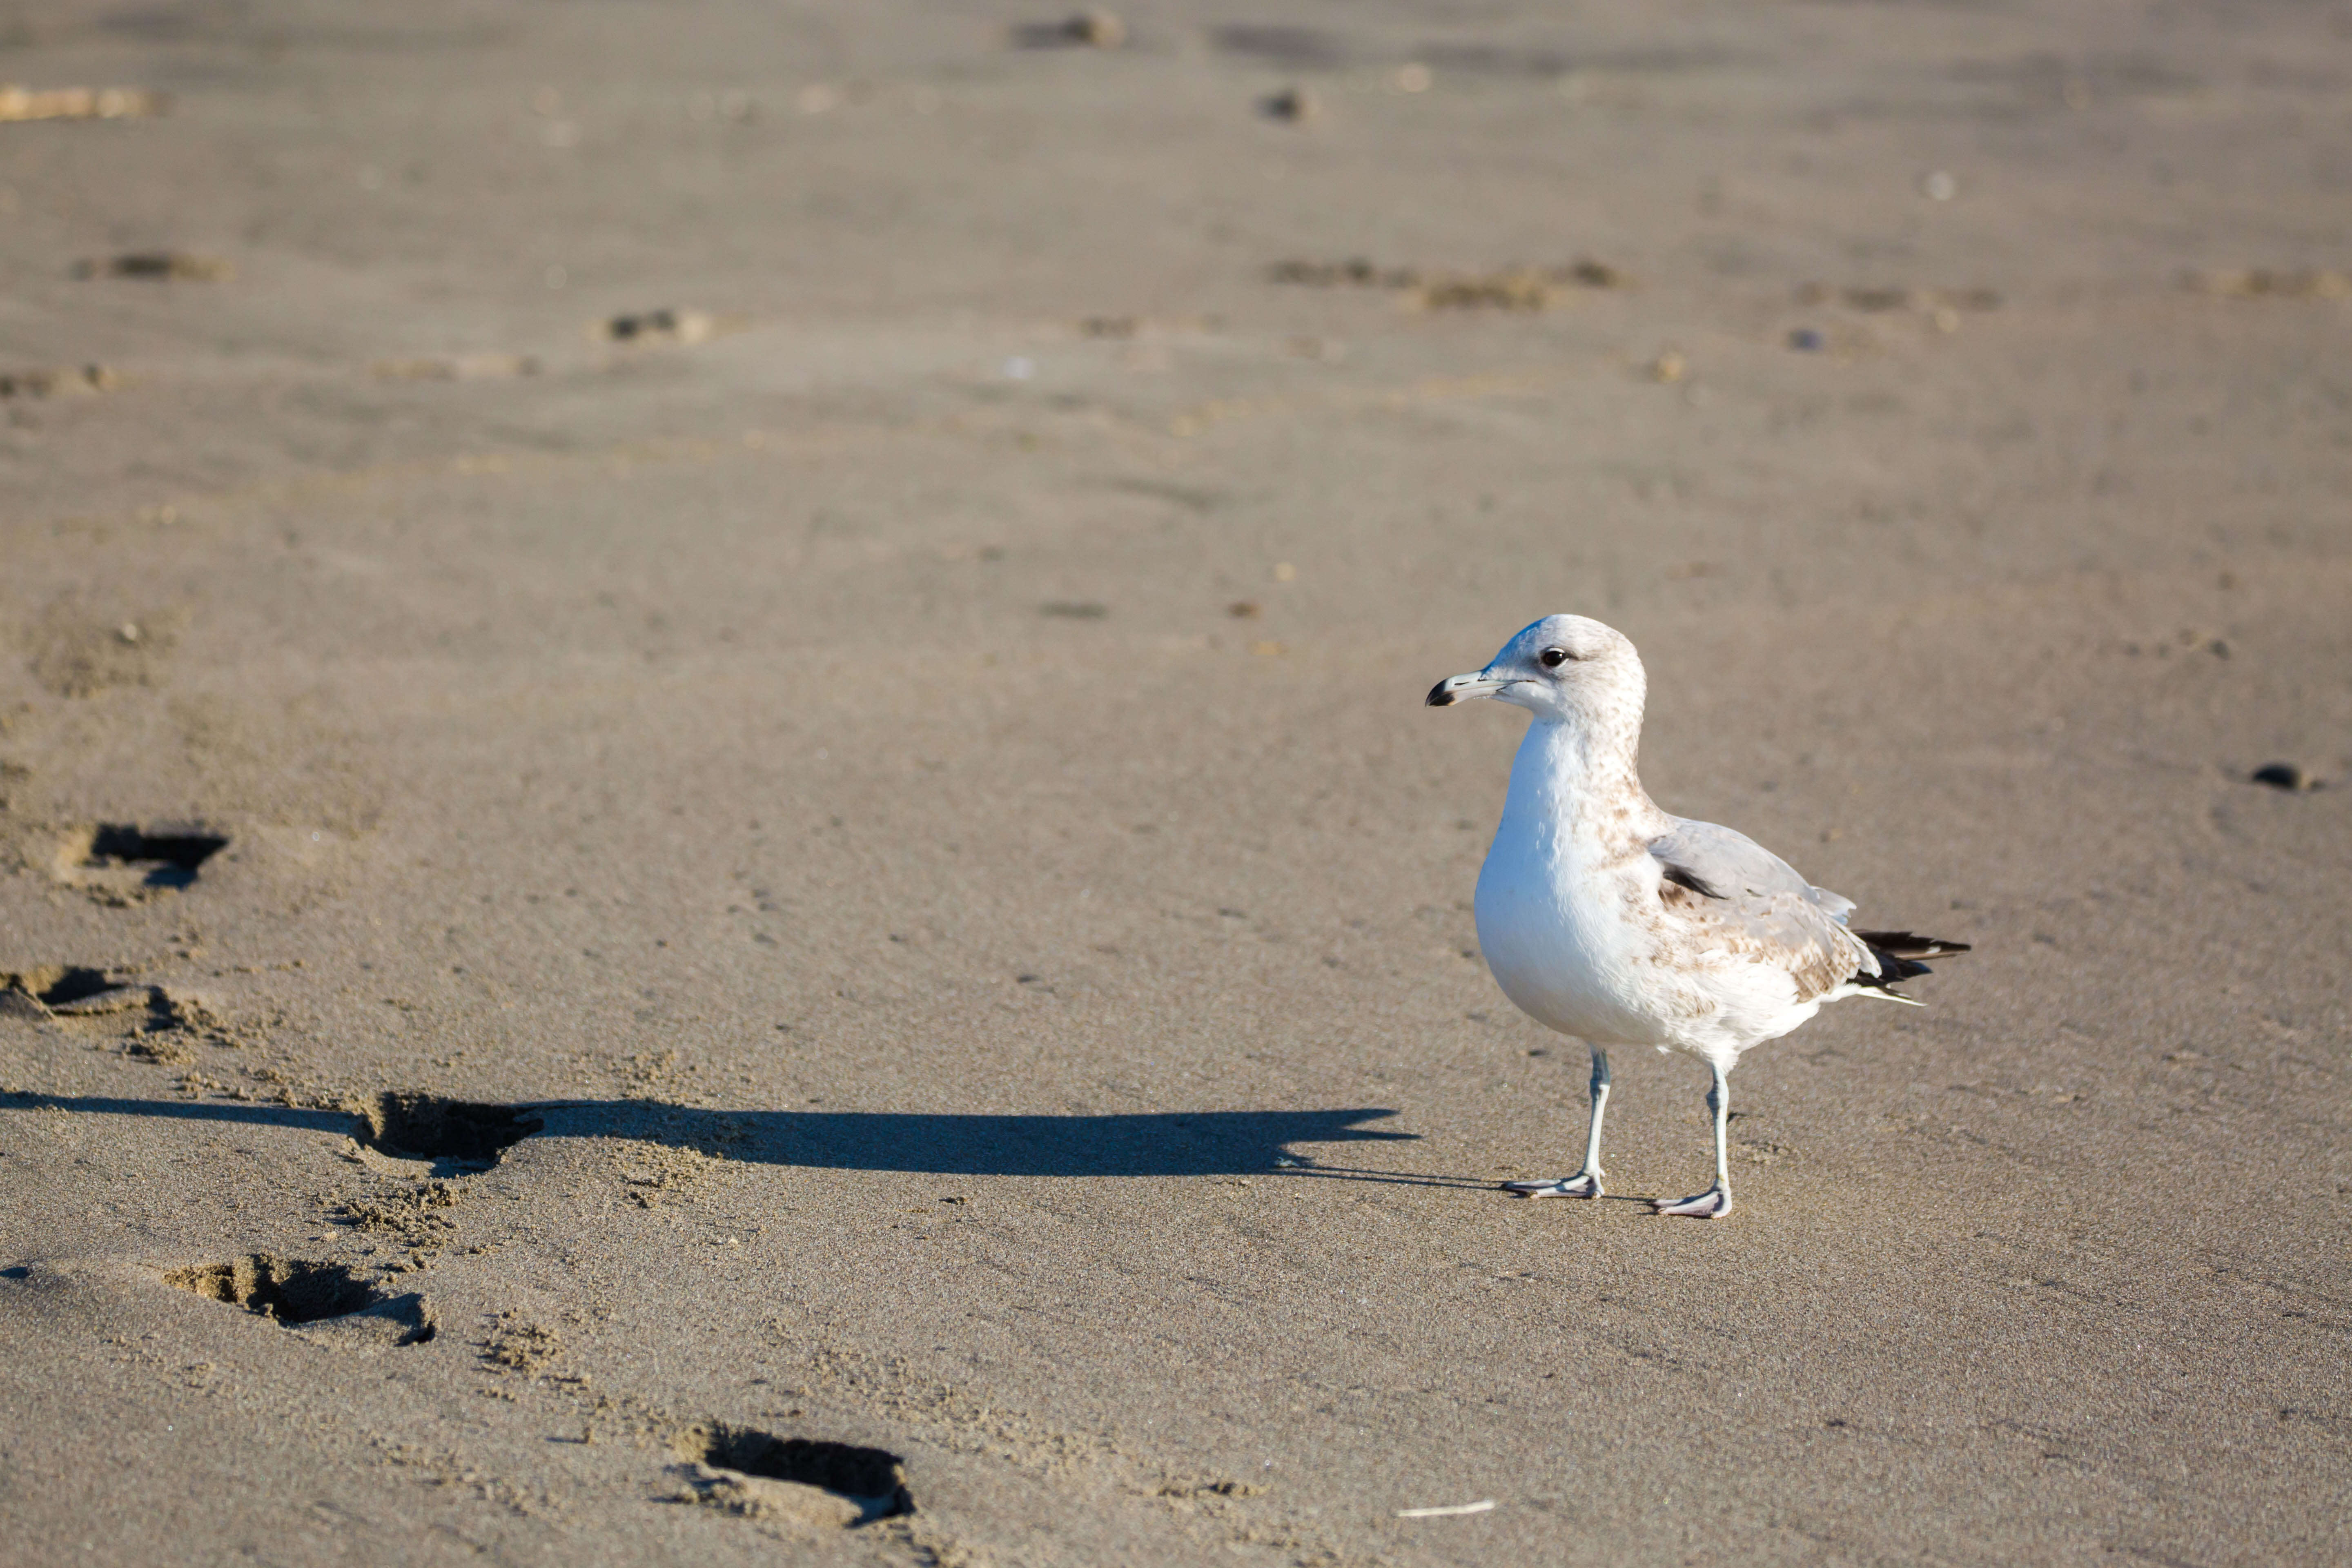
[{"left": 0, "top": 1093, "right": 1487, "bottom": 1185}]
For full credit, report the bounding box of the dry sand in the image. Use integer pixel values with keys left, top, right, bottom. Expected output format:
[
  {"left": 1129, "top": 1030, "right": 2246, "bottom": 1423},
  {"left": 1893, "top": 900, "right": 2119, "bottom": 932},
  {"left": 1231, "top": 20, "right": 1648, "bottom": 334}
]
[{"left": 3, "top": 2, "right": 2349, "bottom": 1563}]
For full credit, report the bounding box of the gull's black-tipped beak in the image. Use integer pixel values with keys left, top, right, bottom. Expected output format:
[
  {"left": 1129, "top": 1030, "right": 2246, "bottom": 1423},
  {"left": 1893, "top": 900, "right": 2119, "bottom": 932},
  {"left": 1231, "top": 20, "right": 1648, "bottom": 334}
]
[{"left": 1427, "top": 670, "right": 1510, "bottom": 707}]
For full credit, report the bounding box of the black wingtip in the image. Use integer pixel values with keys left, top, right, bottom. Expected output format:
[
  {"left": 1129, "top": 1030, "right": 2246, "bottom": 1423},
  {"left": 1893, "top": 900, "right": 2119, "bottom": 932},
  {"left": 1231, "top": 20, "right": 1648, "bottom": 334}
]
[
  {"left": 1868, "top": 953, "right": 1933, "bottom": 984},
  {"left": 1854, "top": 930, "right": 1971, "bottom": 988},
  {"left": 1852, "top": 930, "right": 1972, "bottom": 959}
]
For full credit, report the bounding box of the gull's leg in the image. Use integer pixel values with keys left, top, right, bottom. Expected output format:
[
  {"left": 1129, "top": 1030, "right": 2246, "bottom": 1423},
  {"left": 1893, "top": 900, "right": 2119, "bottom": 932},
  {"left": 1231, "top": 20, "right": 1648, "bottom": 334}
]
[
  {"left": 1654, "top": 1059, "right": 1733, "bottom": 1218},
  {"left": 1505, "top": 1045, "right": 1610, "bottom": 1198}
]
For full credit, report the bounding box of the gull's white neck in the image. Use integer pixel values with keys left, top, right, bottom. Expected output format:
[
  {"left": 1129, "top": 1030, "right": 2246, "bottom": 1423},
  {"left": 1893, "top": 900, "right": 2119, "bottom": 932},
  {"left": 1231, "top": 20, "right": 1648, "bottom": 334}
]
[
  {"left": 1475, "top": 692, "right": 1674, "bottom": 1048},
  {"left": 1498, "top": 706, "right": 1664, "bottom": 856}
]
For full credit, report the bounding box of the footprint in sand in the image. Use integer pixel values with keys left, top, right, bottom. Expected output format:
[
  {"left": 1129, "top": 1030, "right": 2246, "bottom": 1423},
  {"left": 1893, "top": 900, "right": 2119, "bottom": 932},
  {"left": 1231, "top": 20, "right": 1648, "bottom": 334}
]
[
  {"left": 166, "top": 1254, "right": 434, "bottom": 1348},
  {"left": 51, "top": 824, "right": 229, "bottom": 904},
  {"left": 2, "top": 966, "right": 130, "bottom": 1016},
  {"left": 671, "top": 1423, "right": 913, "bottom": 1528},
  {"left": 348, "top": 1092, "right": 544, "bottom": 1176},
  {"left": 0, "top": 969, "right": 231, "bottom": 1064}
]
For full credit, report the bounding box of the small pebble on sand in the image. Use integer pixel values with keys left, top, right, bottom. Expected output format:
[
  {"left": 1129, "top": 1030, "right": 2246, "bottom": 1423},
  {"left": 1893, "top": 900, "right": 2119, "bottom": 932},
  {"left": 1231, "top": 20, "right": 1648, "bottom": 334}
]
[
  {"left": 1013, "top": 10, "right": 1125, "bottom": 49},
  {"left": 1261, "top": 86, "right": 1317, "bottom": 123},
  {"left": 71, "top": 252, "right": 231, "bottom": 281},
  {"left": 2251, "top": 763, "right": 2320, "bottom": 791},
  {"left": 603, "top": 309, "right": 715, "bottom": 345}
]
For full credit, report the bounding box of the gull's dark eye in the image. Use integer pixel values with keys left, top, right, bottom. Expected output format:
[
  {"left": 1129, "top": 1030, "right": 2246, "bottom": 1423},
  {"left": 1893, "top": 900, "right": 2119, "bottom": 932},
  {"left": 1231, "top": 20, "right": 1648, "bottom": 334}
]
[{"left": 1539, "top": 647, "right": 1570, "bottom": 668}]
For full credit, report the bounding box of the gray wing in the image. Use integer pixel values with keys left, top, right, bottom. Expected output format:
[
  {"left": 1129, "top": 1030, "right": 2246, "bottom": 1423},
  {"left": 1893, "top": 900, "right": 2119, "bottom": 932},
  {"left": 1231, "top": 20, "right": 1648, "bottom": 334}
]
[{"left": 1647, "top": 818, "right": 1874, "bottom": 1000}]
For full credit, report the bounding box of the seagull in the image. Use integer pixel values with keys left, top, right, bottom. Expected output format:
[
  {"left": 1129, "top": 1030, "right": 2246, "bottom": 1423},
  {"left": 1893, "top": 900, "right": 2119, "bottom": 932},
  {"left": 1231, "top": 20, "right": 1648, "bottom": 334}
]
[{"left": 1428, "top": 615, "right": 1967, "bottom": 1218}]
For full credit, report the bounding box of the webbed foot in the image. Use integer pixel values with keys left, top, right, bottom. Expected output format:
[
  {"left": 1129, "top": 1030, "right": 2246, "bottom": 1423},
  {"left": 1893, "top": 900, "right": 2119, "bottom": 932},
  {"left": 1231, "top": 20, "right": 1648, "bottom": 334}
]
[
  {"left": 1503, "top": 1172, "right": 1603, "bottom": 1199},
  {"left": 1652, "top": 1185, "right": 1731, "bottom": 1219}
]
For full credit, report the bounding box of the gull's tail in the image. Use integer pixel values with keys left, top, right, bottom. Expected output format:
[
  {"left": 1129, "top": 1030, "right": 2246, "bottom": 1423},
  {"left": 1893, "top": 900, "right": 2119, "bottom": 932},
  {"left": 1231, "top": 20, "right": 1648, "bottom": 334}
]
[{"left": 1849, "top": 930, "right": 1972, "bottom": 1003}]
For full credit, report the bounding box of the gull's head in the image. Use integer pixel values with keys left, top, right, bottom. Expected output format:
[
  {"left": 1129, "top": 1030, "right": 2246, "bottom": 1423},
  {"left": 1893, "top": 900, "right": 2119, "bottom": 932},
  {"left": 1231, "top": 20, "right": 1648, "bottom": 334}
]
[{"left": 1425, "top": 614, "right": 1644, "bottom": 722}]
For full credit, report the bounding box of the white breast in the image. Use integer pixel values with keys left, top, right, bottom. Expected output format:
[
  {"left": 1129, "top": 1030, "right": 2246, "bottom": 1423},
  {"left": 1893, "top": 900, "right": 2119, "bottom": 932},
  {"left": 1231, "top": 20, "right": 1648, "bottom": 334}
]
[{"left": 1473, "top": 795, "right": 1670, "bottom": 1047}]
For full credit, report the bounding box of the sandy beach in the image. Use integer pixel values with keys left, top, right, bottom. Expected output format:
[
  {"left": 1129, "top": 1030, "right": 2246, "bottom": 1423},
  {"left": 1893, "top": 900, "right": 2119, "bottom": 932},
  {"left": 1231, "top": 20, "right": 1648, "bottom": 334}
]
[{"left": 3, "top": 2, "right": 2348, "bottom": 1562}]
